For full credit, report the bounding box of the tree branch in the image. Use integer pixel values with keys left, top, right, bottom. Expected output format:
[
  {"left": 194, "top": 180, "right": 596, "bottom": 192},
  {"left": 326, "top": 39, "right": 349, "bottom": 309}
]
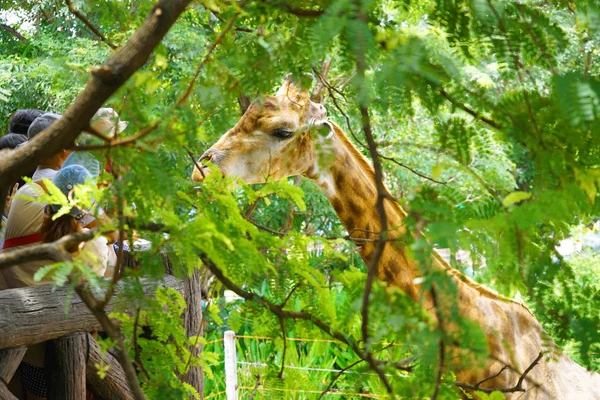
[
  {"left": 198, "top": 253, "right": 408, "bottom": 382},
  {"left": 76, "top": 286, "right": 147, "bottom": 400},
  {"left": 430, "top": 287, "right": 445, "bottom": 400},
  {"left": 486, "top": 0, "right": 544, "bottom": 148},
  {"left": 438, "top": 89, "right": 501, "bottom": 130},
  {"left": 310, "top": 57, "right": 333, "bottom": 103},
  {"left": 455, "top": 351, "right": 544, "bottom": 393},
  {"left": 0, "top": 230, "right": 96, "bottom": 270},
  {"left": 0, "top": 227, "right": 147, "bottom": 399},
  {"left": 0, "top": 23, "right": 28, "bottom": 42},
  {"left": 277, "top": 316, "right": 287, "bottom": 378},
  {"left": 176, "top": 11, "right": 242, "bottom": 106},
  {"left": 65, "top": 0, "right": 118, "bottom": 49},
  {"left": 353, "top": 7, "right": 394, "bottom": 395},
  {"left": 317, "top": 359, "right": 364, "bottom": 400}
]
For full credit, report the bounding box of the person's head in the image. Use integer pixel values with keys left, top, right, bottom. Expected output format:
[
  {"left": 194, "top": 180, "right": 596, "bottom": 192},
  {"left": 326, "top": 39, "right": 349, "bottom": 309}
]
[
  {"left": 40, "top": 165, "right": 92, "bottom": 245},
  {"left": 0, "top": 133, "right": 27, "bottom": 150},
  {"left": 9, "top": 109, "right": 44, "bottom": 135},
  {"left": 27, "top": 112, "right": 61, "bottom": 140},
  {"left": 28, "top": 113, "right": 72, "bottom": 169}
]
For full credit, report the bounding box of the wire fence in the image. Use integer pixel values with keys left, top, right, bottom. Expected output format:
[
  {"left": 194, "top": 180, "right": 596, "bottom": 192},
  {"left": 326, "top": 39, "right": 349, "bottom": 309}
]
[{"left": 201, "top": 331, "right": 404, "bottom": 400}]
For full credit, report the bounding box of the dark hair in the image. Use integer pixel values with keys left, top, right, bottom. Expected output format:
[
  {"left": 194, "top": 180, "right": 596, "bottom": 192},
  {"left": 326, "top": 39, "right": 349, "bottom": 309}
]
[
  {"left": 0, "top": 133, "right": 27, "bottom": 150},
  {"left": 40, "top": 206, "right": 82, "bottom": 252},
  {"left": 9, "top": 109, "right": 44, "bottom": 135}
]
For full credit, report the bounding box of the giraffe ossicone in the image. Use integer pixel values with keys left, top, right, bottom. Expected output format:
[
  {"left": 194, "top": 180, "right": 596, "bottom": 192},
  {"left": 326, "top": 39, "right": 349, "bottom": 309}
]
[{"left": 192, "top": 74, "right": 600, "bottom": 398}]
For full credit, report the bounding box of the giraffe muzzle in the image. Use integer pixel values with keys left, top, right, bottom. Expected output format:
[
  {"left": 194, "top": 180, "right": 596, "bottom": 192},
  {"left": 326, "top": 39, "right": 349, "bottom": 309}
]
[{"left": 191, "top": 153, "right": 213, "bottom": 182}]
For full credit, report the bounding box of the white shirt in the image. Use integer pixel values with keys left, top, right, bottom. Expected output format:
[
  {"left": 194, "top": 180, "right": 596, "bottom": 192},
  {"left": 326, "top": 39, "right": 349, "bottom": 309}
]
[{"left": 31, "top": 167, "right": 58, "bottom": 182}]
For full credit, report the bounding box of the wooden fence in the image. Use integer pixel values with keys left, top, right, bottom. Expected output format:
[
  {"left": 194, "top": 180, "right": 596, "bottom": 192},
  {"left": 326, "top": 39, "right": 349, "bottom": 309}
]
[{"left": 0, "top": 272, "right": 203, "bottom": 400}]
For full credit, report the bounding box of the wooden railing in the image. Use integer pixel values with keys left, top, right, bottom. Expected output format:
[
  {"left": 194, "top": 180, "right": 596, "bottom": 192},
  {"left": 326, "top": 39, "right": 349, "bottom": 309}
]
[{"left": 0, "top": 272, "right": 203, "bottom": 400}]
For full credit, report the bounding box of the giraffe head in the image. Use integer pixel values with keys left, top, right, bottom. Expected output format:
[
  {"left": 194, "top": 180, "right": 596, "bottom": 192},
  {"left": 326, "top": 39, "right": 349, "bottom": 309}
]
[{"left": 192, "top": 75, "right": 334, "bottom": 184}]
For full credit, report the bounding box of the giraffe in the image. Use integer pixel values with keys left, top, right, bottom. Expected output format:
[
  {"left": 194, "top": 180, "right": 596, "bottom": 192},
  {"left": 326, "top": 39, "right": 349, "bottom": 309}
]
[{"left": 192, "top": 76, "right": 600, "bottom": 399}]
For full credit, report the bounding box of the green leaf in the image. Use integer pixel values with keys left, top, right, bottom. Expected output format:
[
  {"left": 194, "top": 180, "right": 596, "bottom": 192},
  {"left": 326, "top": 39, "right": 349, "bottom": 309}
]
[{"left": 502, "top": 191, "right": 532, "bottom": 207}]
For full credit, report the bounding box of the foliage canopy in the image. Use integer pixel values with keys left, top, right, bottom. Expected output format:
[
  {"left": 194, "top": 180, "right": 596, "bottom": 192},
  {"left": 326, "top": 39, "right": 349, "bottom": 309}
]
[{"left": 1, "top": 0, "right": 599, "bottom": 398}]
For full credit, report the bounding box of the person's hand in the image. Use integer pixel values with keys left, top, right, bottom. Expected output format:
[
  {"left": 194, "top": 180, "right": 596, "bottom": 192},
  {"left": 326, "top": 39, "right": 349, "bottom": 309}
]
[{"left": 5, "top": 183, "right": 18, "bottom": 215}]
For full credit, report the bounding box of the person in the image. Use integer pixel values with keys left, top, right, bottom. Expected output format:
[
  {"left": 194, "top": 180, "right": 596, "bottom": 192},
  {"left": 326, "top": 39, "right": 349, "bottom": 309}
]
[
  {"left": 0, "top": 132, "right": 27, "bottom": 150},
  {"left": 8, "top": 109, "right": 44, "bottom": 136},
  {"left": 0, "top": 113, "right": 72, "bottom": 284},
  {"left": 27, "top": 113, "right": 71, "bottom": 182},
  {"left": 1, "top": 108, "right": 127, "bottom": 269},
  {"left": 0, "top": 156, "right": 105, "bottom": 287},
  {"left": 8, "top": 165, "right": 115, "bottom": 400},
  {"left": 0, "top": 134, "right": 28, "bottom": 256},
  {"left": 41, "top": 165, "right": 117, "bottom": 277}
]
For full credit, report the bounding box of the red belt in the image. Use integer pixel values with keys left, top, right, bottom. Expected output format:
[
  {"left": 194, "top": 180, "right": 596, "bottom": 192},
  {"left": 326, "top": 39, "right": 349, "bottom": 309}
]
[{"left": 2, "top": 233, "right": 42, "bottom": 250}]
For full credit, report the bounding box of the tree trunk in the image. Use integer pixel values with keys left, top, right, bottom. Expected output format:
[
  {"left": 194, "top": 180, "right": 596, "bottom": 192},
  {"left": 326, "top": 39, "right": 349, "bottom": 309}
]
[{"left": 183, "top": 268, "right": 204, "bottom": 398}]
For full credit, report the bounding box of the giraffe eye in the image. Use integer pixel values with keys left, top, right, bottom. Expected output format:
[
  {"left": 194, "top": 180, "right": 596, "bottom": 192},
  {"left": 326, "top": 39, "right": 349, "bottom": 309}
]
[{"left": 273, "top": 128, "right": 293, "bottom": 139}]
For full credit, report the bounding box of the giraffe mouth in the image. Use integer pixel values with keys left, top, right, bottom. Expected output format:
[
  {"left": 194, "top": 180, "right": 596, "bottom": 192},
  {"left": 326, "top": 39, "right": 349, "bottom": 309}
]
[{"left": 191, "top": 153, "right": 213, "bottom": 182}]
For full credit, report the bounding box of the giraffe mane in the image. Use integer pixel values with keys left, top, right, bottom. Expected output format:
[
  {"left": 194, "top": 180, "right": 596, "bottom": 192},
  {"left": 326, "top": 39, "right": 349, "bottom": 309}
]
[{"left": 329, "top": 121, "right": 534, "bottom": 316}]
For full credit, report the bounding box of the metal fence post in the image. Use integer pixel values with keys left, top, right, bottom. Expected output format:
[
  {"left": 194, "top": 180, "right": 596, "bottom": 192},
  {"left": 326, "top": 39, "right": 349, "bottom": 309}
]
[{"left": 224, "top": 330, "right": 238, "bottom": 400}]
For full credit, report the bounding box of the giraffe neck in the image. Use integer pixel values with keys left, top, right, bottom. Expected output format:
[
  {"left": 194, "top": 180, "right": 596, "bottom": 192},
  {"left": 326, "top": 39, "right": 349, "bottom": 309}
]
[
  {"left": 302, "top": 124, "right": 600, "bottom": 392},
  {"left": 306, "top": 122, "right": 421, "bottom": 299}
]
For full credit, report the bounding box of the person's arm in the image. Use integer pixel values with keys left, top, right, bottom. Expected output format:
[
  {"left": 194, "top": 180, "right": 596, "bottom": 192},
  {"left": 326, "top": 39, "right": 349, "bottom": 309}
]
[{"left": 4, "top": 183, "right": 18, "bottom": 216}]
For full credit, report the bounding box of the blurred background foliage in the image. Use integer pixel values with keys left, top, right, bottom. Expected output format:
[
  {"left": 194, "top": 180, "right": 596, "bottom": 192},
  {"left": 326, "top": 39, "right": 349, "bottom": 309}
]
[{"left": 1, "top": 0, "right": 599, "bottom": 398}]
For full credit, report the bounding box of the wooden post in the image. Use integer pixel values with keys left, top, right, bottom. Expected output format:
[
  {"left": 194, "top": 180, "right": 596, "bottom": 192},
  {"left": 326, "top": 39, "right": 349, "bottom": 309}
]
[
  {"left": 46, "top": 333, "right": 86, "bottom": 400},
  {"left": 223, "top": 330, "right": 238, "bottom": 400},
  {"left": 0, "top": 346, "right": 26, "bottom": 400},
  {"left": 0, "top": 381, "right": 18, "bottom": 400},
  {"left": 184, "top": 268, "right": 204, "bottom": 398},
  {"left": 0, "top": 346, "right": 26, "bottom": 384},
  {"left": 85, "top": 333, "right": 134, "bottom": 400}
]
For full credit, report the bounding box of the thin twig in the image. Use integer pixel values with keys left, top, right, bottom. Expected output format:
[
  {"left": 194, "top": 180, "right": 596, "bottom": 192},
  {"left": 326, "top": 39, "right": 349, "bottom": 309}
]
[
  {"left": 487, "top": 0, "right": 544, "bottom": 148},
  {"left": 278, "top": 317, "right": 287, "bottom": 378},
  {"left": 317, "top": 359, "right": 364, "bottom": 400},
  {"left": 438, "top": 89, "right": 501, "bottom": 130},
  {"left": 198, "top": 252, "right": 407, "bottom": 385},
  {"left": 455, "top": 352, "right": 544, "bottom": 393},
  {"left": 75, "top": 122, "right": 160, "bottom": 150},
  {"left": 430, "top": 287, "right": 445, "bottom": 400},
  {"left": 378, "top": 153, "right": 448, "bottom": 185},
  {"left": 186, "top": 147, "right": 206, "bottom": 179},
  {"left": 247, "top": 374, "right": 262, "bottom": 400},
  {"left": 354, "top": 7, "right": 394, "bottom": 393},
  {"left": 83, "top": 125, "right": 112, "bottom": 142},
  {"left": 65, "top": 0, "right": 117, "bottom": 49},
  {"left": 132, "top": 305, "right": 150, "bottom": 379},
  {"left": 176, "top": 12, "right": 242, "bottom": 106}
]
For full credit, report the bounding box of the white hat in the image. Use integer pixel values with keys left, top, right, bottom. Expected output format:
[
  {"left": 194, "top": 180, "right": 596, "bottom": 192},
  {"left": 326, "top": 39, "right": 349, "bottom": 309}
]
[{"left": 90, "top": 108, "right": 128, "bottom": 137}]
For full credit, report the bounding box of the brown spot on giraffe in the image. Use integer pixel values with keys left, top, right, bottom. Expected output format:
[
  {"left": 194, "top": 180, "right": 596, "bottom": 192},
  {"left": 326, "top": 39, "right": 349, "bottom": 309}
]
[{"left": 192, "top": 75, "right": 600, "bottom": 398}]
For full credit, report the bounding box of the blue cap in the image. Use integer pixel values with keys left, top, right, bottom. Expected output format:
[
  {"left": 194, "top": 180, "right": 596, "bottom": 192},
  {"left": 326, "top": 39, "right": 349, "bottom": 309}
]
[
  {"left": 27, "top": 112, "right": 61, "bottom": 140},
  {"left": 50, "top": 165, "right": 92, "bottom": 218},
  {"left": 62, "top": 152, "right": 100, "bottom": 177}
]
